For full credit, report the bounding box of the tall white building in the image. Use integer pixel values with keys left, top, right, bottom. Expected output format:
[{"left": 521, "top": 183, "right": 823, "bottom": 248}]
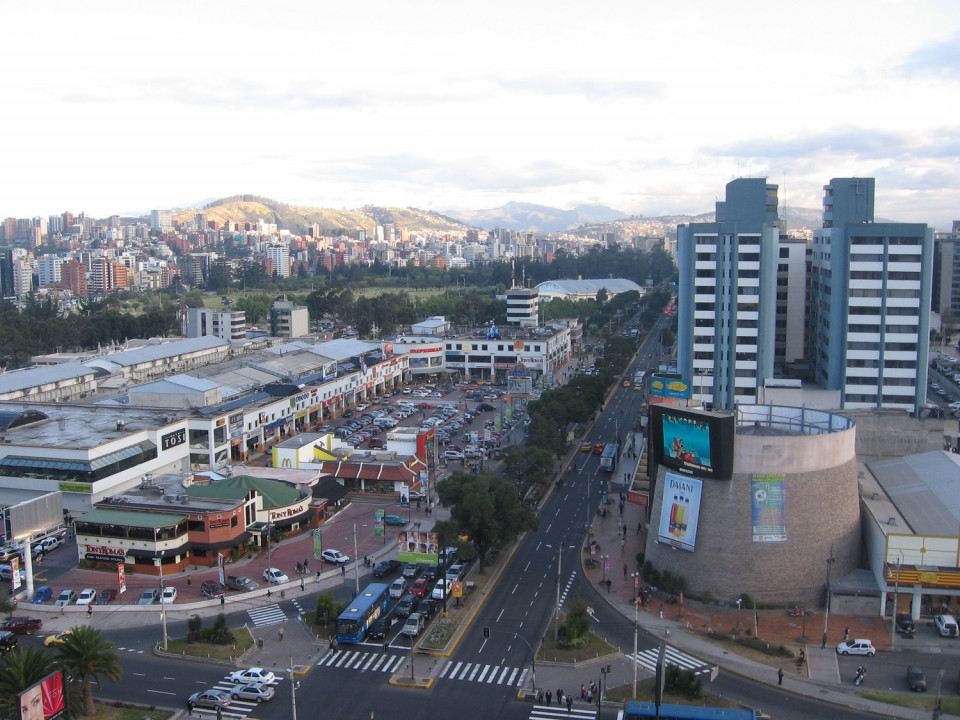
[
  {"left": 186, "top": 308, "right": 247, "bottom": 341},
  {"left": 37, "top": 256, "right": 64, "bottom": 287},
  {"left": 265, "top": 244, "right": 290, "bottom": 278},
  {"left": 150, "top": 209, "right": 173, "bottom": 233}
]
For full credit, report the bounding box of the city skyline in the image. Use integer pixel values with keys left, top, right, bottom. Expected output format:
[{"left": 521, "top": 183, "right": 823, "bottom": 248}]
[{"left": 3, "top": 1, "right": 960, "bottom": 228}]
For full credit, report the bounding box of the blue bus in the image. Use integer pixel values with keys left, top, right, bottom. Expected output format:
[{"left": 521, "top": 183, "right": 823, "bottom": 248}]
[
  {"left": 600, "top": 443, "right": 619, "bottom": 472},
  {"left": 622, "top": 701, "right": 756, "bottom": 719},
  {"left": 336, "top": 582, "right": 391, "bottom": 644}
]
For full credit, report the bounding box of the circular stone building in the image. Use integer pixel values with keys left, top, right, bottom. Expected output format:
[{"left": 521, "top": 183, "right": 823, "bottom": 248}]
[{"left": 643, "top": 404, "right": 860, "bottom": 607}]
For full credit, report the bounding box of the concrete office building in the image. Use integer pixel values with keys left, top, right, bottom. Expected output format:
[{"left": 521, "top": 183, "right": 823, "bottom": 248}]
[
  {"left": 269, "top": 299, "right": 309, "bottom": 338},
  {"left": 810, "top": 178, "right": 933, "bottom": 412},
  {"left": 186, "top": 308, "right": 247, "bottom": 341},
  {"left": 677, "top": 178, "right": 782, "bottom": 409},
  {"left": 506, "top": 287, "right": 539, "bottom": 328}
]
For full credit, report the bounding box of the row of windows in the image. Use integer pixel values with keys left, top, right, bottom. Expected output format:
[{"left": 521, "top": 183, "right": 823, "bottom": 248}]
[{"left": 448, "top": 343, "right": 544, "bottom": 352}]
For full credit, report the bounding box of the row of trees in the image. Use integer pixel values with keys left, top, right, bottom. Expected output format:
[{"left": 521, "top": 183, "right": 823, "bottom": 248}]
[{"left": 0, "top": 625, "right": 122, "bottom": 719}]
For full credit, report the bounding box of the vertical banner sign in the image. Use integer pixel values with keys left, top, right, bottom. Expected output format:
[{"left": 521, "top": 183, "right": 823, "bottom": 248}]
[
  {"left": 217, "top": 553, "right": 225, "bottom": 585},
  {"left": 312, "top": 529, "right": 323, "bottom": 559},
  {"left": 374, "top": 509, "right": 385, "bottom": 537},
  {"left": 751, "top": 473, "right": 787, "bottom": 542},
  {"left": 117, "top": 563, "right": 127, "bottom": 596},
  {"left": 399, "top": 484, "right": 410, "bottom": 508},
  {"left": 10, "top": 556, "right": 21, "bottom": 591},
  {"left": 657, "top": 472, "right": 703, "bottom": 552}
]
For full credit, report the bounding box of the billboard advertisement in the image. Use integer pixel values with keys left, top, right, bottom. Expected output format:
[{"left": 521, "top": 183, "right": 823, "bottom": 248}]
[
  {"left": 650, "top": 374, "right": 692, "bottom": 399},
  {"left": 397, "top": 528, "right": 439, "bottom": 564},
  {"left": 19, "top": 671, "right": 66, "bottom": 720},
  {"left": 657, "top": 472, "right": 702, "bottom": 552},
  {"left": 751, "top": 474, "right": 787, "bottom": 542},
  {"left": 649, "top": 405, "right": 734, "bottom": 480}
]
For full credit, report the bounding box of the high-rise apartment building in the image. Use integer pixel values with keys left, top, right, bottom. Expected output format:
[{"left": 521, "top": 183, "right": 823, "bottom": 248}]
[
  {"left": 150, "top": 209, "right": 174, "bottom": 233},
  {"left": 186, "top": 308, "right": 246, "bottom": 341},
  {"left": 265, "top": 244, "right": 290, "bottom": 278},
  {"left": 269, "top": 299, "right": 309, "bottom": 338},
  {"left": 37, "top": 256, "right": 64, "bottom": 287},
  {"left": 677, "top": 178, "right": 782, "bottom": 409},
  {"left": 506, "top": 287, "right": 539, "bottom": 328},
  {"left": 61, "top": 260, "right": 88, "bottom": 296},
  {"left": 810, "top": 178, "right": 932, "bottom": 412}
]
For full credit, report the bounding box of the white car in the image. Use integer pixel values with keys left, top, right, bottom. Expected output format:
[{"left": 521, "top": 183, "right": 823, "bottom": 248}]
[
  {"left": 160, "top": 586, "right": 178, "bottom": 604},
  {"left": 75, "top": 588, "right": 97, "bottom": 606},
  {"left": 443, "top": 450, "right": 464, "bottom": 460},
  {"left": 321, "top": 549, "right": 350, "bottom": 565},
  {"left": 389, "top": 577, "right": 408, "bottom": 598},
  {"left": 263, "top": 568, "right": 289, "bottom": 584},
  {"left": 228, "top": 667, "right": 277, "bottom": 685},
  {"left": 835, "top": 639, "right": 875, "bottom": 656}
]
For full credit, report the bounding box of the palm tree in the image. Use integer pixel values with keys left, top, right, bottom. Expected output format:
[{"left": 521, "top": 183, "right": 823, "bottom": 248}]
[
  {"left": 55, "top": 625, "right": 122, "bottom": 716},
  {"left": 0, "top": 646, "right": 61, "bottom": 720}
]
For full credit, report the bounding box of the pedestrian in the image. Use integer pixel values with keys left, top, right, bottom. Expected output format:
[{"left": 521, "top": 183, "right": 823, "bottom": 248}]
[
  {"left": 623, "top": 563, "right": 628, "bottom": 579},
  {"left": 777, "top": 668, "right": 784, "bottom": 685},
  {"left": 580, "top": 684, "right": 586, "bottom": 701},
  {"left": 216, "top": 706, "right": 222, "bottom": 720},
  {"left": 557, "top": 688, "right": 563, "bottom": 704},
  {"left": 843, "top": 626, "right": 850, "bottom": 642},
  {"left": 363, "top": 555, "right": 368, "bottom": 567},
  {"left": 300, "top": 577, "right": 305, "bottom": 591},
  {"left": 566, "top": 696, "right": 573, "bottom": 713},
  {"left": 87, "top": 604, "right": 92, "bottom": 616},
  {"left": 278, "top": 627, "right": 284, "bottom": 642},
  {"left": 546, "top": 690, "right": 552, "bottom": 706},
  {"left": 304, "top": 559, "right": 309, "bottom": 570},
  {"left": 186, "top": 576, "right": 191, "bottom": 586},
  {"left": 637, "top": 521, "right": 642, "bottom": 535},
  {"left": 316, "top": 570, "right": 321, "bottom": 583},
  {"left": 659, "top": 605, "right": 664, "bottom": 619},
  {"left": 536, "top": 689, "right": 544, "bottom": 703},
  {"left": 586, "top": 688, "right": 593, "bottom": 703},
  {"left": 341, "top": 564, "right": 346, "bottom": 577},
  {"left": 220, "top": 595, "right": 225, "bottom": 609}
]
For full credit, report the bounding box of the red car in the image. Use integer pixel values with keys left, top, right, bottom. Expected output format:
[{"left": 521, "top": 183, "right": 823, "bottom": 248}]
[
  {"left": 0, "top": 617, "right": 42, "bottom": 634},
  {"left": 410, "top": 578, "right": 430, "bottom": 598},
  {"left": 592, "top": 443, "right": 604, "bottom": 455}
]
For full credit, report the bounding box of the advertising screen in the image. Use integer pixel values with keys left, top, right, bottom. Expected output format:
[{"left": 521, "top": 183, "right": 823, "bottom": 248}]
[
  {"left": 649, "top": 405, "right": 734, "bottom": 480},
  {"left": 751, "top": 474, "right": 787, "bottom": 542},
  {"left": 19, "top": 671, "right": 66, "bottom": 720},
  {"left": 657, "top": 472, "right": 703, "bottom": 552}
]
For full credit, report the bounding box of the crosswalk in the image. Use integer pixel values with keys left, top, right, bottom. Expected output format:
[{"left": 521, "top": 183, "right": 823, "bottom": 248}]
[
  {"left": 316, "top": 648, "right": 407, "bottom": 673},
  {"left": 188, "top": 676, "right": 282, "bottom": 719},
  {"left": 529, "top": 705, "right": 596, "bottom": 720},
  {"left": 630, "top": 645, "right": 715, "bottom": 676},
  {"left": 247, "top": 604, "right": 287, "bottom": 627},
  {"left": 439, "top": 660, "right": 529, "bottom": 687}
]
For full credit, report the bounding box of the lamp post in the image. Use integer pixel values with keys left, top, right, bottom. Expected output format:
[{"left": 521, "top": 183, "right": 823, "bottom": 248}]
[
  {"left": 601, "top": 554, "right": 609, "bottom": 583},
  {"left": 289, "top": 660, "right": 300, "bottom": 720},
  {"left": 889, "top": 552, "right": 903, "bottom": 647},
  {"left": 546, "top": 543, "right": 575, "bottom": 643},
  {"left": 512, "top": 633, "right": 536, "bottom": 695},
  {"left": 821, "top": 545, "right": 836, "bottom": 649},
  {"left": 736, "top": 597, "right": 742, "bottom": 632},
  {"left": 154, "top": 557, "right": 167, "bottom": 650},
  {"left": 632, "top": 572, "right": 640, "bottom": 699},
  {"left": 265, "top": 522, "right": 275, "bottom": 572},
  {"left": 352, "top": 523, "right": 360, "bottom": 596}
]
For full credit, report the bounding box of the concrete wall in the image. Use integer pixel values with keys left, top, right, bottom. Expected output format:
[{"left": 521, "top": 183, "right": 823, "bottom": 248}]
[{"left": 840, "top": 409, "right": 945, "bottom": 458}]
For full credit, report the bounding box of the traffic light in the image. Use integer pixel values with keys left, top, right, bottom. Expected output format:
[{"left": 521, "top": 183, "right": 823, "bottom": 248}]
[{"left": 483, "top": 626, "right": 490, "bottom": 638}]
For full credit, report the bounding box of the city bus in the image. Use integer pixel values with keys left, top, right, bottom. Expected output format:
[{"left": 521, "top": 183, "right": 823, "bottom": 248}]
[
  {"left": 600, "top": 443, "right": 619, "bottom": 472},
  {"left": 335, "top": 582, "right": 391, "bottom": 644},
  {"left": 633, "top": 370, "right": 646, "bottom": 389},
  {"left": 621, "top": 701, "right": 756, "bottom": 719}
]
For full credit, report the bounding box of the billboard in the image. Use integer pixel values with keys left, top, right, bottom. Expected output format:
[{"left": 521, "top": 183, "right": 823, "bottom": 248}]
[
  {"left": 649, "top": 405, "right": 734, "bottom": 480},
  {"left": 657, "top": 472, "right": 702, "bottom": 552},
  {"left": 650, "top": 374, "right": 691, "bottom": 399},
  {"left": 19, "top": 671, "right": 66, "bottom": 720},
  {"left": 751, "top": 474, "right": 787, "bottom": 542},
  {"left": 8, "top": 492, "right": 64, "bottom": 542},
  {"left": 397, "top": 528, "right": 439, "bottom": 564}
]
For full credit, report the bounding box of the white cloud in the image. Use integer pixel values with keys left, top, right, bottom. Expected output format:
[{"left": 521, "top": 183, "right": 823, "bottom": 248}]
[{"left": 1, "top": 0, "right": 960, "bottom": 228}]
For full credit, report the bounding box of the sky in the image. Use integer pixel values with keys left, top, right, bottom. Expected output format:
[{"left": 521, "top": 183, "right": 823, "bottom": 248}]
[{"left": 3, "top": 1, "right": 960, "bottom": 229}]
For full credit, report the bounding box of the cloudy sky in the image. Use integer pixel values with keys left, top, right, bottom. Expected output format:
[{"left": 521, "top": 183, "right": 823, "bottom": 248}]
[{"left": 4, "top": 1, "right": 960, "bottom": 228}]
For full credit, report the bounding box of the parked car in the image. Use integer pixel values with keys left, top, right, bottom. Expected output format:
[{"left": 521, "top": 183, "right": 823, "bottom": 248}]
[
  {"left": 895, "top": 613, "right": 916, "bottom": 635},
  {"left": 372, "top": 559, "right": 402, "bottom": 578},
  {"left": 230, "top": 682, "right": 275, "bottom": 703},
  {"left": 55, "top": 590, "right": 77, "bottom": 607},
  {"left": 383, "top": 515, "right": 407, "bottom": 526},
  {"left": 187, "top": 690, "right": 232, "bottom": 711},
  {"left": 228, "top": 668, "right": 276, "bottom": 685},
  {"left": 201, "top": 581, "right": 225, "bottom": 599},
  {"left": 368, "top": 438, "right": 386, "bottom": 449},
  {"left": 935, "top": 614, "right": 959, "bottom": 637},
  {"left": 75, "top": 588, "right": 97, "bottom": 606},
  {"left": 836, "top": 639, "right": 876, "bottom": 656},
  {"left": 263, "top": 568, "right": 289, "bottom": 584},
  {"left": 907, "top": 665, "right": 927, "bottom": 692},
  {"left": 99, "top": 589, "right": 116, "bottom": 605},
  {"left": 0, "top": 565, "right": 25, "bottom": 582},
  {"left": 443, "top": 450, "right": 464, "bottom": 461},
  {"left": 321, "top": 549, "right": 350, "bottom": 565},
  {"left": 161, "top": 586, "right": 178, "bottom": 604},
  {"left": 0, "top": 617, "right": 42, "bottom": 634},
  {"left": 138, "top": 589, "right": 160, "bottom": 605},
  {"left": 32, "top": 586, "right": 53, "bottom": 604}
]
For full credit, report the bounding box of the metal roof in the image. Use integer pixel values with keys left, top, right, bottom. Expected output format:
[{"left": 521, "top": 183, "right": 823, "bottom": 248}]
[
  {"left": 0, "top": 363, "right": 97, "bottom": 394},
  {"left": 534, "top": 278, "right": 643, "bottom": 296},
  {"left": 314, "top": 338, "right": 379, "bottom": 362},
  {"left": 868, "top": 451, "right": 960, "bottom": 535},
  {"left": 186, "top": 475, "right": 300, "bottom": 508},
  {"left": 83, "top": 336, "right": 228, "bottom": 369},
  {"left": 131, "top": 374, "right": 220, "bottom": 395}
]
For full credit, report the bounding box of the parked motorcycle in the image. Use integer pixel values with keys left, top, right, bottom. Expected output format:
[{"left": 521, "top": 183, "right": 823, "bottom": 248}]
[{"left": 855, "top": 666, "right": 867, "bottom": 686}]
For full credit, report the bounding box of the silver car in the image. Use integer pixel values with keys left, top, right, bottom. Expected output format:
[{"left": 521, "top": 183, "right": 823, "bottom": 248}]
[{"left": 230, "top": 682, "right": 275, "bottom": 703}]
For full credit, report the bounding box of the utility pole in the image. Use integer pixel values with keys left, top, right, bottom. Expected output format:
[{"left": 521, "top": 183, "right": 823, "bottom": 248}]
[
  {"left": 821, "top": 544, "right": 836, "bottom": 649},
  {"left": 353, "top": 523, "right": 360, "bottom": 596},
  {"left": 889, "top": 553, "right": 902, "bottom": 647}
]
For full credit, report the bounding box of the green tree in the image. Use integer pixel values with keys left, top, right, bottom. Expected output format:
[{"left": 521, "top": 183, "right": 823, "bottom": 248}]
[
  {"left": 315, "top": 592, "right": 339, "bottom": 629},
  {"left": 436, "top": 470, "right": 538, "bottom": 571},
  {"left": 562, "top": 597, "right": 593, "bottom": 645},
  {"left": 55, "top": 625, "right": 123, "bottom": 716}
]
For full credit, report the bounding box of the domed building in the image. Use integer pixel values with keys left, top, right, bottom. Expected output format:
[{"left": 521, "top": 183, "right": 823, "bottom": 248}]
[{"left": 643, "top": 404, "right": 860, "bottom": 607}]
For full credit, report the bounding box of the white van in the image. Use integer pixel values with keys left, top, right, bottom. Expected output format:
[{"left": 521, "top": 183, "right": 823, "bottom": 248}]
[
  {"left": 936, "top": 614, "right": 959, "bottom": 637},
  {"left": 397, "top": 400, "right": 415, "bottom": 408}
]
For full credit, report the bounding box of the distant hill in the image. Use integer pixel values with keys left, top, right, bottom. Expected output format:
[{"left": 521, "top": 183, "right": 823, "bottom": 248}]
[
  {"left": 173, "top": 195, "right": 474, "bottom": 236},
  {"left": 446, "top": 201, "right": 628, "bottom": 233}
]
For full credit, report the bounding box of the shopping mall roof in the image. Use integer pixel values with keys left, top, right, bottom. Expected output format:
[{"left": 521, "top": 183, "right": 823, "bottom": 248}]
[{"left": 868, "top": 451, "right": 960, "bottom": 536}]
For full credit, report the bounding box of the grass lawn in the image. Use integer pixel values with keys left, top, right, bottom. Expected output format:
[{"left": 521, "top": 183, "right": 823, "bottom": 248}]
[
  {"left": 161, "top": 629, "right": 253, "bottom": 661},
  {"left": 604, "top": 679, "right": 746, "bottom": 710},
  {"left": 536, "top": 620, "right": 618, "bottom": 664},
  {"left": 90, "top": 704, "right": 171, "bottom": 720},
  {"left": 861, "top": 690, "right": 959, "bottom": 715}
]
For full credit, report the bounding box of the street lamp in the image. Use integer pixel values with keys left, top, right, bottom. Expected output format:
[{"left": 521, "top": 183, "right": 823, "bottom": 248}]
[
  {"left": 546, "top": 543, "right": 575, "bottom": 643},
  {"left": 265, "top": 522, "right": 275, "bottom": 571},
  {"left": 736, "top": 597, "right": 742, "bottom": 632},
  {"left": 154, "top": 557, "right": 168, "bottom": 650},
  {"left": 512, "top": 633, "right": 537, "bottom": 695},
  {"left": 889, "top": 552, "right": 903, "bottom": 647},
  {"left": 632, "top": 573, "right": 640, "bottom": 699},
  {"left": 289, "top": 663, "right": 300, "bottom": 720}
]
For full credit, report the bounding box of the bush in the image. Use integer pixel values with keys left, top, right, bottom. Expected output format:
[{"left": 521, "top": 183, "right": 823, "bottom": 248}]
[
  {"left": 664, "top": 665, "right": 702, "bottom": 699},
  {"left": 187, "top": 615, "right": 203, "bottom": 643}
]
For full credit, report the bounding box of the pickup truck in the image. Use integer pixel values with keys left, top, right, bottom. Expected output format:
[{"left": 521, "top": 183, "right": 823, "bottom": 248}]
[{"left": 225, "top": 575, "right": 259, "bottom": 592}]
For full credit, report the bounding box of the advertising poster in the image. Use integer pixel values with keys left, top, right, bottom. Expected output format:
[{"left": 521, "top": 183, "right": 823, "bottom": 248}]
[
  {"left": 661, "top": 412, "right": 713, "bottom": 474},
  {"left": 397, "top": 529, "right": 439, "bottom": 564},
  {"left": 312, "top": 529, "right": 323, "bottom": 559},
  {"left": 117, "top": 563, "right": 126, "bottom": 596},
  {"left": 650, "top": 375, "right": 692, "bottom": 399},
  {"left": 10, "top": 555, "right": 21, "bottom": 590},
  {"left": 751, "top": 474, "right": 787, "bottom": 542},
  {"left": 657, "top": 472, "right": 703, "bottom": 552},
  {"left": 19, "top": 671, "right": 66, "bottom": 720}
]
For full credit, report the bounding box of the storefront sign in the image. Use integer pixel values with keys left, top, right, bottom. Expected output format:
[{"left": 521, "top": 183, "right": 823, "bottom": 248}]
[
  {"left": 161, "top": 428, "right": 187, "bottom": 451},
  {"left": 86, "top": 553, "right": 124, "bottom": 564},
  {"left": 58, "top": 482, "right": 92, "bottom": 493},
  {"left": 209, "top": 521, "right": 231, "bottom": 529}
]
